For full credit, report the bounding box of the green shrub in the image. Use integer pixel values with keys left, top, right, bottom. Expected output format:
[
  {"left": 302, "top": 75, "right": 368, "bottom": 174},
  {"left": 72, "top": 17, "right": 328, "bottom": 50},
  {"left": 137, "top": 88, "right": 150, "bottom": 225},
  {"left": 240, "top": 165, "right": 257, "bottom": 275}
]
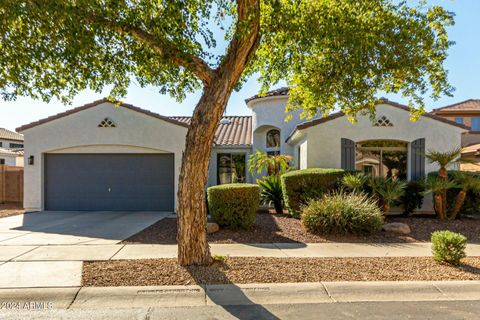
[
  {"left": 207, "top": 183, "right": 260, "bottom": 229},
  {"left": 301, "top": 191, "right": 383, "bottom": 235},
  {"left": 400, "top": 181, "right": 425, "bottom": 215},
  {"left": 428, "top": 171, "right": 480, "bottom": 216},
  {"left": 431, "top": 230, "right": 467, "bottom": 265},
  {"left": 281, "top": 168, "right": 345, "bottom": 218},
  {"left": 258, "top": 175, "right": 284, "bottom": 214}
]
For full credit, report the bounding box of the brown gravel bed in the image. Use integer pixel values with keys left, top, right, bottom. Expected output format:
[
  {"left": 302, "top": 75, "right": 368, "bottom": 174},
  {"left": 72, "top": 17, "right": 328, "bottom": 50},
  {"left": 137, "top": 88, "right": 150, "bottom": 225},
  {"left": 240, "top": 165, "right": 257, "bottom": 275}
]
[
  {"left": 0, "top": 203, "right": 25, "bottom": 218},
  {"left": 83, "top": 257, "right": 480, "bottom": 286},
  {"left": 123, "top": 213, "right": 480, "bottom": 244}
]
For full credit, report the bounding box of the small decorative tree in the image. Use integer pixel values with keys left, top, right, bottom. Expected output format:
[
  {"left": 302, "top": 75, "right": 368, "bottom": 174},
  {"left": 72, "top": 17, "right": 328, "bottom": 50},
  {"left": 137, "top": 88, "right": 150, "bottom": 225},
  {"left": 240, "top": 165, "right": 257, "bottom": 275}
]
[{"left": 248, "top": 150, "right": 292, "bottom": 214}]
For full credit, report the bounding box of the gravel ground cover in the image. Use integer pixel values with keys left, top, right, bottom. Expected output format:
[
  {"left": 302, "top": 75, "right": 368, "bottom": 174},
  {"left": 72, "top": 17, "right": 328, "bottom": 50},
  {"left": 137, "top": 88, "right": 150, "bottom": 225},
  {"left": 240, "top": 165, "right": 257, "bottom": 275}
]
[
  {"left": 0, "top": 203, "right": 24, "bottom": 218},
  {"left": 83, "top": 257, "right": 480, "bottom": 286},
  {"left": 123, "top": 213, "right": 480, "bottom": 244}
]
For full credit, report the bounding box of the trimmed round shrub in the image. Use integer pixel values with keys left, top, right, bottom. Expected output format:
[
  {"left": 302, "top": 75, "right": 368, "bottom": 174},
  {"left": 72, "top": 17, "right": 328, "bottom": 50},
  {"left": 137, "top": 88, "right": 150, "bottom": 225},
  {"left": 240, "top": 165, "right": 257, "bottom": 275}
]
[
  {"left": 301, "top": 191, "right": 383, "bottom": 235},
  {"left": 431, "top": 230, "right": 467, "bottom": 265},
  {"left": 207, "top": 183, "right": 260, "bottom": 230},
  {"left": 281, "top": 168, "right": 345, "bottom": 218}
]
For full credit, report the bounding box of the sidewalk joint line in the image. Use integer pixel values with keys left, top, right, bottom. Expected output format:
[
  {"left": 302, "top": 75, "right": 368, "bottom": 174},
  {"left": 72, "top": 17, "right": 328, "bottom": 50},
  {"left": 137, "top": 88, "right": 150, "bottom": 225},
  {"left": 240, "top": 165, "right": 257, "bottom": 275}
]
[
  {"left": 109, "top": 244, "right": 126, "bottom": 260},
  {"left": 432, "top": 283, "right": 448, "bottom": 297},
  {"left": 7, "top": 245, "right": 40, "bottom": 262},
  {"left": 321, "top": 282, "right": 336, "bottom": 303},
  {"left": 67, "top": 286, "right": 82, "bottom": 309},
  {"left": 272, "top": 243, "right": 291, "bottom": 257}
]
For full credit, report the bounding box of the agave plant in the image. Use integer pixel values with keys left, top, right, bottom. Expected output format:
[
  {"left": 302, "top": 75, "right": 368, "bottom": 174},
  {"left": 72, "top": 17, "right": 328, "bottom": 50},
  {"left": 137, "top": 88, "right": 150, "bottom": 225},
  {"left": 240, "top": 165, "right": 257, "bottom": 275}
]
[
  {"left": 341, "top": 172, "right": 368, "bottom": 193},
  {"left": 369, "top": 177, "right": 407, "bottom": 213},
  {"left": 258, "top": 175, "right": 284, "bottom": 214},
  {"left": 423, "top": 175, "right": 458, "bottom": 220}
]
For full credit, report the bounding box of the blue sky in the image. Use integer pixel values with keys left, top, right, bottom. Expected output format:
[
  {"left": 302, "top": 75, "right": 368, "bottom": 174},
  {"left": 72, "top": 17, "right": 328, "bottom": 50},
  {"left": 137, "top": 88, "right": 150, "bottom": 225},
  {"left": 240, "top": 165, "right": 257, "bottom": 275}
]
[{"left": 1, "top": 0, "right": 478, "bottom": 131}]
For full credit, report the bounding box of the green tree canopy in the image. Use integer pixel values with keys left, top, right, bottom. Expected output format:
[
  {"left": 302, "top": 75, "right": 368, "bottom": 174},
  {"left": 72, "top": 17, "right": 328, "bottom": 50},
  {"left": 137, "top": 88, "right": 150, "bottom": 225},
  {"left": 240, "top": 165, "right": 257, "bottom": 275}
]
[{"left": 1, "top": 0, "right": 453, "bottom": 116}]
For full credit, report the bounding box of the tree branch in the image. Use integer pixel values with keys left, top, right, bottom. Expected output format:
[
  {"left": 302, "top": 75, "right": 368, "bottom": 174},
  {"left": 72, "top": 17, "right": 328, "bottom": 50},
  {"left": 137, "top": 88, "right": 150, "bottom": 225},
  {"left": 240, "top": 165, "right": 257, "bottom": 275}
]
[
  {"left": 27, "top": 0, "right": 214, "bottom": 85},
  {"left": 217, "top": 0, "right": 261, "bottom": 81},
  {"left": 87, "top": 16, "right": 215, "bottom": 86}
]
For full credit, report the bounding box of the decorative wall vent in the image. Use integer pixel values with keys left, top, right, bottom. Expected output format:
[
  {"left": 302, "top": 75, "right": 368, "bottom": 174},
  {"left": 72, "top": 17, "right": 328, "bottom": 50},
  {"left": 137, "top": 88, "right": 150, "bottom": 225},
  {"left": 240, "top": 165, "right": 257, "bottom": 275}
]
[
  {"left": 374, "top": 116, "right": 393, "bottom": 127},
  {"left": 98, "top": 118, "right": 116, "bottom": 128}
]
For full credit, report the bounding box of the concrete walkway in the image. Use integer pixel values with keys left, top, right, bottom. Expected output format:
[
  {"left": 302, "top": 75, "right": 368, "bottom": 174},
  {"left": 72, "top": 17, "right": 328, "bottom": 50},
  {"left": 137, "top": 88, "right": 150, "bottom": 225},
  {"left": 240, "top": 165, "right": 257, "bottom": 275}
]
[
  {"left": 4, "top": 242, "right": 480, "bottom": 262},
  {"left": 1, "top": 242, "right": 480, "bottom": 288}
]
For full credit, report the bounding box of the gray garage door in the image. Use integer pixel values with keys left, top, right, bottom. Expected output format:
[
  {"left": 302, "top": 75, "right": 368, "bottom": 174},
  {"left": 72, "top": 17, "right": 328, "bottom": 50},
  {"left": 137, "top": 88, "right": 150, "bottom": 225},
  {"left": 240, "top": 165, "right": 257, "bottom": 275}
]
[{"left": 45, "top": 154, "right": 175, "bottom": 211}]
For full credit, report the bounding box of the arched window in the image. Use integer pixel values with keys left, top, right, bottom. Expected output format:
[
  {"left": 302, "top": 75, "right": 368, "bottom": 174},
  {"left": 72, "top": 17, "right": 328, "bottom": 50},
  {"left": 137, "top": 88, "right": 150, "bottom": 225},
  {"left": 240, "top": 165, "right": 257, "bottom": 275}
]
[{"left": 266, "top": 129, "right": 280, "bottom": 148}]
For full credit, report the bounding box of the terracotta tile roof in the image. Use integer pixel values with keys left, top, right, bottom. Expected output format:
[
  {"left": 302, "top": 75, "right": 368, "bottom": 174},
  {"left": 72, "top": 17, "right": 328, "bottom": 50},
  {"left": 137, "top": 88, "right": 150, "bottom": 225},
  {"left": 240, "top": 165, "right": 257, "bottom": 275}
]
[
  {"left": 0, "top": 128, "right": 23, "bottom": 142},
  {"left": 286, "top": 98, "right": 470, "bottom": 143},
  {"left": 16, "top": 98, "right": 189, "bottom": 132},
  {"left": 0, "top": 147, "right": 22, "bottom": 156},
  {"left": 11, "top": 148, "right": 24, "bottom": 156},
  {"left": 245, "top": 87, "right": 289, "bottom": 103},
  {"left": 170, "top": 116, "right": 252, "bottom": 146},
  {"left": 462, "top": 143, "right": 480, "bottom": 156},
  {"left": 432, "top": 99, "right": 480, "bottom": 113}
]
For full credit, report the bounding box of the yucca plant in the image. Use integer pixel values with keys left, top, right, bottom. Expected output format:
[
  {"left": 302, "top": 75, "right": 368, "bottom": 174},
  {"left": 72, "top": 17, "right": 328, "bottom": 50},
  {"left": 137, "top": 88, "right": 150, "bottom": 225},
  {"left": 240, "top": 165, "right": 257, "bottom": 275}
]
[
  {"left": 341, "top": 172, "right": 369, "bottom": 193},
  {"left": 258, "top": 175, "right": 284, "bottom": 214},
  {"left": 369, "top": 177, "right": 407, "bottom": 213},
  {"left": 423, "top": 175, "right": 458, "bottom": 220}
]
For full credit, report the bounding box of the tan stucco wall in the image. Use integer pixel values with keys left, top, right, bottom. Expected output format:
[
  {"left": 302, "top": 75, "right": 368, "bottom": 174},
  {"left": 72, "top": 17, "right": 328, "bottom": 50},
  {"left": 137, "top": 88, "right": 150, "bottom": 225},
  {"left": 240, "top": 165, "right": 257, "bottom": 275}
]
[
  {"left": 292, "top": 104, "right": 465, "bottom": 178},
  {"left": 20, "top": 102, "right": 187, "bottom": 212}
]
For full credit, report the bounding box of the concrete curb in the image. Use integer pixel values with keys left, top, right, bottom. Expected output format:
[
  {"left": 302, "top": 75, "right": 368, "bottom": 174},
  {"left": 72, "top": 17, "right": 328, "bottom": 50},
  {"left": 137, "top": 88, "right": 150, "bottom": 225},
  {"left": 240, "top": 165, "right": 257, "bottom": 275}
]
[{"left": 1, "top": 281, "right": 480, "bottom": 309}]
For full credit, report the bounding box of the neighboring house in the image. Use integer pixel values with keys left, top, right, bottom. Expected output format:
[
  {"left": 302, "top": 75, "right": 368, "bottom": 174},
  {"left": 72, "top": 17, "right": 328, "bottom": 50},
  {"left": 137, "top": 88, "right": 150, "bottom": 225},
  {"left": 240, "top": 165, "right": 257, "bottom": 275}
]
[
  {"left": 431, "top": 99, "right": 480, "bottom": 146},
  {"left": 0, "top": 127, "right": 24, "bottom": 149},
  {"left": 0, "top": 128, "right": 24, "bottom": 166},
  {"left": 0, "top": 147, "right": 24, "bottom": 166},
  {"left": 17, "top": 88, "right": 468, "bottom": 212},
  {"left": 431, "top": 99, "right": 480, "bottom": 171}
]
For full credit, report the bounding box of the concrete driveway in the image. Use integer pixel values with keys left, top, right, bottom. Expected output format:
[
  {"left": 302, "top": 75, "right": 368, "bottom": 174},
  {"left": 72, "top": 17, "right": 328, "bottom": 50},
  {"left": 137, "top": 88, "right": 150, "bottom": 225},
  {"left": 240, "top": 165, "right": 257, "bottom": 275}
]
[
  {"left": 0, "top": 211, "right": 170, "bottom": 246},
  {"left": 0, "top": 211, "right": 171, "bottom": 288}
]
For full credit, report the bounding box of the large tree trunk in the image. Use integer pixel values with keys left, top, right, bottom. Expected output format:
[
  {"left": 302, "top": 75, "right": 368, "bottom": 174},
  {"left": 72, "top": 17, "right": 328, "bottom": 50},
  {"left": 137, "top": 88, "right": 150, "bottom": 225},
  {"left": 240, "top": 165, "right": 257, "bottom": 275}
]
[
  {"left": 176, "top": 83, "right": 235, "bottom": 266},
  {"left": 177, "top": 0, "right": 260, "bottom": 266}
]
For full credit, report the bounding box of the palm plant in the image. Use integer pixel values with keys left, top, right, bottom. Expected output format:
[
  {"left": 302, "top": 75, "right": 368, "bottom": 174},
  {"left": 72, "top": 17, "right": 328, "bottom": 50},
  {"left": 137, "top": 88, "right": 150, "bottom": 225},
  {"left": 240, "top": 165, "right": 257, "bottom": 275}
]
[
  {"left": 425, "top": 148, "right": 462, "bottom": 180},
  {"left": 248, "top": 150, "right": 292, "bottom": 176},
  {"left": 423, "top": 175, "right": 458, "bottom": 220},
  {"left": 450, "top": 172, "right": 480, "bottom": 220},
  {"left": 425, "top": 148, "right": 462, "bottom": 219},
  {"left": 341, "top": 172, "right": 368, "bottom": 193},
  {"left": 258, "top": 175, "right": 284, "bottom": 214},
  {"left": 369, "top": 177, "right": 407, "bottom": 213}
]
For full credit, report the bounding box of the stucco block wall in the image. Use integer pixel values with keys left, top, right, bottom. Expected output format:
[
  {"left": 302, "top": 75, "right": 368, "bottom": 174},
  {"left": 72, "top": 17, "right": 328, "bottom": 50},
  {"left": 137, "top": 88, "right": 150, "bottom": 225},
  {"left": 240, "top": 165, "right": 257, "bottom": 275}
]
[
  {"left": 0, "top": 154, "right": 19, "bottom": 166},
  {"left": 20, "top": 102, "right": 187, "bottom": 211},
  {"left": 296, "top": 104, "right": 465, "bottom": 178}
]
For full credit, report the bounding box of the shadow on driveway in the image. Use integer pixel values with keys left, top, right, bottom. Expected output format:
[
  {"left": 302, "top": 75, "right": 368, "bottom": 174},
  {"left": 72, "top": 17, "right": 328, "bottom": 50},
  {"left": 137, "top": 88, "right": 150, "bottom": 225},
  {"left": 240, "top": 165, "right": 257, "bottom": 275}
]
[{"left": 3, "top": 211, "right": 169, "bottom": 243}]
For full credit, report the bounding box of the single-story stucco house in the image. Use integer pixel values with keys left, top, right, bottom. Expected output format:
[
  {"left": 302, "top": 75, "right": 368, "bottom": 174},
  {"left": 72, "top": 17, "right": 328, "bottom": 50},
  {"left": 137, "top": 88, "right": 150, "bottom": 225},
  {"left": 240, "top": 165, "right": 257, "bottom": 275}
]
[{"left": 16, "top": 88, "right": 469, "bottom": 212}]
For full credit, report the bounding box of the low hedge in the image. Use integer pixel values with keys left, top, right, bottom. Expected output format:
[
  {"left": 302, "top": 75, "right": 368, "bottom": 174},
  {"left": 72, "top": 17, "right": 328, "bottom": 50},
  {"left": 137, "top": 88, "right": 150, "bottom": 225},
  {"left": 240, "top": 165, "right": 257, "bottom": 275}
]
[
  {"left": 281, "top": 168, "right": 345, "bottom": 217},
  {"left": 427, "top": 171, "right": 480, "bottom": 216},
  {"left": 207, "top": 183, "right": 260, "bottom": 229}
]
